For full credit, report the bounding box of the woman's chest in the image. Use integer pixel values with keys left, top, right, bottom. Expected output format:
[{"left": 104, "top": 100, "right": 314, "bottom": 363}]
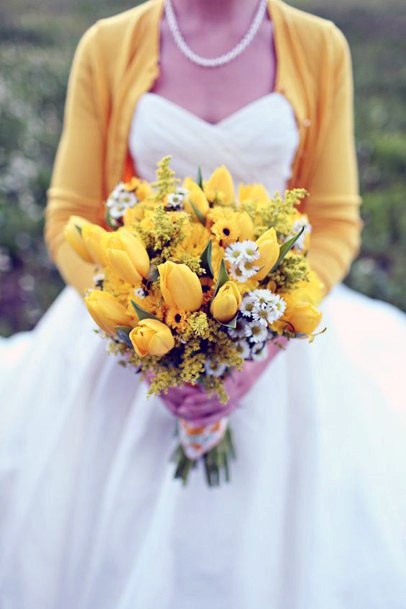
[{"left": 150, "top": 17, "right": 276, "bottom": 125}]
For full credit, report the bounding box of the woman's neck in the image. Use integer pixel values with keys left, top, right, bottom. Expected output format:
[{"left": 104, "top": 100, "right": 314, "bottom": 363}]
[{"left": 171, "top": 0, "right": 261, "bottom": 25}]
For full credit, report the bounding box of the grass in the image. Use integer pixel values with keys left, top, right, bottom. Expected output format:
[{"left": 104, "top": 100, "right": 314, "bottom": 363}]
[{"left": 0, "top": 0, "right": 405, "bottom": 335}]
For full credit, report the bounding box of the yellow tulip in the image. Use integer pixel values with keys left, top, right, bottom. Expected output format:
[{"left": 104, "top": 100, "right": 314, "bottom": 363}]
[
  {"left": 203, "top": 165, "right": 234, "bottom": 206},
  {"left": 255, "top": 227, "right": 280, "bottom": 280},
  {"left": 182, "top": 177, "right": 209, "bottom": 219},
  {"left": 85, "top": 291, "right": 134, "bottom": 335},
  {"left": 282, "top": 293, "right": 322, "bottom": 335},
  {"left": 106, "top": 229, "right": 150, "bottom": 284},
  {"left": 210, "top": 281, "right": 242, "bottom": 323},
  {"left": 296, "top": 270, "right": 325, "bottom": 306},
  {"left": 158, "top": 261, "right": 203, "bottom": 311},
  {"left": 238, "top": 183, "right": 269, "bottom": 204},
  {"left": 81, "top": 224, "right": 110, "bottom": 266},
  {"left": 63, "top": 215, "right": 93, "bottom": 263},
  {"left": 236, "top": 211, "right": 254, "bottom": 240},
  {"left": 129, "top": 319, "right": 174, "bottom": 357}
]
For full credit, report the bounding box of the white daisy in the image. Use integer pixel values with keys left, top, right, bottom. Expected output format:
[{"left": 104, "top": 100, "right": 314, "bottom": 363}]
[
  {"left": 123, "top": 192, "right": 139, "bottom": 208},
  {"left": 229, "top": 265, "right": 248, "bottom": 283},
  {"left": 227, "top": 317, "right": 251, "bottom": 339},
  {"left": 240, "top": 259, "right": 259, "bottom": 278},
  {"left": 249, "top": 289, "right": 287, "bottom": 324},
  {"left": 254, "top": 296, "right": 286, "bottom": 325},
  {"left": 110, "top": 202, "right": 128, "bottom": 219},
  {"left": 288, "top": 218, "right": 312, "bottom": 252},
  {"left": 251, "top": 342, "right": 269, "bottom": 361},
  {"left": 246, "top": 320, "right": 269, "bottom": 343},
  {"left": 250, "top": 288, "right": 274, "bottom": 309},
  {"left": 224, "top": 242, "right": 247, "bottom": 265},
  {"left": 106, "top": 183, "right": 125, "bottom": 206},
  {"left": 107, "top": 184, "right": 139, "bottom": 212},
  {"left": 251, "top": 307, "right": 271, "bottom": 326},
  {"left": 240, "top": 295, "right": 256, "bottom": 317},
  {"left": 166, "top": 187, "right": 189, "bottom": 210},
  {"left": 235, "top": 339, "right": 251, "bottom": 360},
  {"left": 134, "top": 287, "right": 147, "bottom": 298},
  {"left": 204, "top": 360, "right": 228, "bottom": 378},
  {"left": 240, "top": 241, "right": 260, "bottom": 262}
]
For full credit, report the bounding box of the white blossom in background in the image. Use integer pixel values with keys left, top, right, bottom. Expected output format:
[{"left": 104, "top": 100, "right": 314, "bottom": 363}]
[
  {"left": 106, "top": 182, "right": 139, "bottom": 225},
  {"left": 286, "top": 216, "right": 312, "bottom": 252},
  {"left": 166, "top": 187, "right": 189, "bottom": 210}
]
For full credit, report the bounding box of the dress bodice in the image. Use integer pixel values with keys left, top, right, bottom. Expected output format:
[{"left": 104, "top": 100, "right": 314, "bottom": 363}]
[{"left": 129, "top": 92, "right": 299, "bottom": 195}]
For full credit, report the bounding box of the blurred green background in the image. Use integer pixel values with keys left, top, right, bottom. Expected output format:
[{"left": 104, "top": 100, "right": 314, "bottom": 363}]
[{"left": 0, "top": 0, "right": 405, "bottom": 336}]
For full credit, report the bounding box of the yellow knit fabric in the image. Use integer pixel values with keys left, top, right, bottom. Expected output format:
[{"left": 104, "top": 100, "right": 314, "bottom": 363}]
[{"left": 45, "top": 0, "right": 362, "bottom": 296}]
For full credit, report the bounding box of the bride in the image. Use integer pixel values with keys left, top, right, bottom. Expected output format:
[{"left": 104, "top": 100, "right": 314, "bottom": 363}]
[{"left": 1, "top": 0, "right": 405, "bottom": 607}]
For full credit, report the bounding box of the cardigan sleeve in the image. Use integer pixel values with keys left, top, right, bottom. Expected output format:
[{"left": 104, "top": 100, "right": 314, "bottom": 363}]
[
  {"left": 305, "top": 26, "right": 363, "bottom": 295},
  {"left": 44, "top": 25, "right": 106, "bottom": 295}
]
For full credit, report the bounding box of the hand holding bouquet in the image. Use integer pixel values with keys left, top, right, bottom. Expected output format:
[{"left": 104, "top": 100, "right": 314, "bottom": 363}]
[{"left": 65, "top": 157, "right": 324, "bottom": 485}]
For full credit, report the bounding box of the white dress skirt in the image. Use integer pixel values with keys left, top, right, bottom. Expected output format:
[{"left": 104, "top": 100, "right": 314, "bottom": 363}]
[{"left": 0, "top": 93, "right": 405, "bottom": 609}]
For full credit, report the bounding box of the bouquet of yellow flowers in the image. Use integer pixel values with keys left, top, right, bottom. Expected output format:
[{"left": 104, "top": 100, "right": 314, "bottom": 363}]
[{"left": 65, "top": 156, "right": 324, "bottom": 486}]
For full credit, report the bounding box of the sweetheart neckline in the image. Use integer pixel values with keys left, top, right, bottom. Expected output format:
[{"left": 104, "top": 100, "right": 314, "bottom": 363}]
[{"left": 139, "top": 91, "right": 287, "bottom": 128}]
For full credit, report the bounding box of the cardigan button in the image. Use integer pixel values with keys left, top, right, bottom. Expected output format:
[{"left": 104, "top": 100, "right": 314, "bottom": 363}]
[{"left": 303, "top": 118, "right": 311, "bottom": 127}]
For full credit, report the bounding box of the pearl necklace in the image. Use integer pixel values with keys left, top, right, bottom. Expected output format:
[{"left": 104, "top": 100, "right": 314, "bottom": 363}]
[{"left": 164, "top": 0, "right": 268, "bottom": 68}]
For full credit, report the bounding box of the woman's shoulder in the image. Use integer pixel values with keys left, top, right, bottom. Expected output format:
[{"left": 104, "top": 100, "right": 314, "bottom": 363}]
[
  {"left": 75, "top": 0, "right": 161, "bottom": 60},
  {"left": 276, "top": 0, "right": 350, "bottom": 56},
  {"left": 70, "top": 0, "right": 162, "bottom": 86}
]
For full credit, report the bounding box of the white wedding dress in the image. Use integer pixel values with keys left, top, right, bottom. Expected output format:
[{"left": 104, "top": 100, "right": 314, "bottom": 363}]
[{"left": 1, "top": 92, "right": 406, "bottom": 609}]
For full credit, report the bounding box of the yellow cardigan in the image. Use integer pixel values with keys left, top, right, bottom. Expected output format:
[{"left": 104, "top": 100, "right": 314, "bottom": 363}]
[{"left": 45, "top": 0, "right": 362, "bottom": 295}]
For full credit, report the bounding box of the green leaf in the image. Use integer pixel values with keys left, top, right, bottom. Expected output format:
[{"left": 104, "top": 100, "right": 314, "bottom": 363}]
[
  {"left": 190, "top": 201, "right": 206, "bottom": 225},
  {"left": 271, "top": 227, "right": 305, "bottom": 272},
  {"left": 214, "top": 259, "right": 230, "bottom": 296},
  {"left": 105, "top": 210, "right": 117, "bottom": 230},
  {"left": 196, "top": 166, "right": 203, "bottom": 189},
  {"left": 115, "top": 326, "right": 133, "bottom": 348},
  {"left": 131, "top": 300, "right": 159, "bottom": 321},
  {"left": 219, "top": 314, "right": 238, "bottom": 329},
  {"left": 147, "top": 266, "right": 159, "bottom": 282},
  {"left": 115, "top": 325, "right": 132, "bottom": 334},
  {"left": 200, "top": 240, "right": 214, "bottom": 277}
]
